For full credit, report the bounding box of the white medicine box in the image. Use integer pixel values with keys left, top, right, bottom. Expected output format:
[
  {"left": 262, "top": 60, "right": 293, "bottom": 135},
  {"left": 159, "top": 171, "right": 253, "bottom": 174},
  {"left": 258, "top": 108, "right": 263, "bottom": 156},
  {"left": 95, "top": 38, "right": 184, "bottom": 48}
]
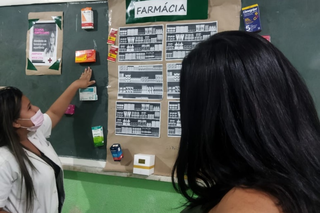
[
  {"left": 79, "top": 86, "right": 98, "bottom": 101},
  {"left": 133, "top": 154, "right": 155, "bottom": 176}
]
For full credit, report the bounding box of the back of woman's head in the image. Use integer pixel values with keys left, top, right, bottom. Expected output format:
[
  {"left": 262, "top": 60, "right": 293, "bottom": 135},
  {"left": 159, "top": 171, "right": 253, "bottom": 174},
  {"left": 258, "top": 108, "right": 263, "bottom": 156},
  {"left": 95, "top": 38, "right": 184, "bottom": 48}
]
[
  {"left": 172, "top": 31, "right": 320, "bottom": 213},
  {"left": 0, "top": 86, "right": 22, "bottom": 146},
  {"left": 0, "top": 86, "right": 35, "bottom": 212}
]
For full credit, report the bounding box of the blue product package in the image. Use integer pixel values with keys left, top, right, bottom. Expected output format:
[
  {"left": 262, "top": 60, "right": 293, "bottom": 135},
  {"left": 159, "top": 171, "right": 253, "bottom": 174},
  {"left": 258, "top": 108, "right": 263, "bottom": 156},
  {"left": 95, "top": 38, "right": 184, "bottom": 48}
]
[
  {"left": 110, "top": 143, "right": 123, "bottom": 161},
  {"left": 242, "top": 4, "right": 261, "bottom": 32}
]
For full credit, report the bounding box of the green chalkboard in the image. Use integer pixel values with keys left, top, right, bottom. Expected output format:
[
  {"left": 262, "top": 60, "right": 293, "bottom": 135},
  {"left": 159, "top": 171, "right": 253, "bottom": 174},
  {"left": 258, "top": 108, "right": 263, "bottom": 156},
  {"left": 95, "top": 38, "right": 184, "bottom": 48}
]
[
  {"left": 1, "top": 0, "right": 320, "bottom": 164},
  {"left": 0, "top": 1, "right": 109, "bottom": 160},
  {"left": 241, "top": 0, "right": 320, "bottom": 114}
]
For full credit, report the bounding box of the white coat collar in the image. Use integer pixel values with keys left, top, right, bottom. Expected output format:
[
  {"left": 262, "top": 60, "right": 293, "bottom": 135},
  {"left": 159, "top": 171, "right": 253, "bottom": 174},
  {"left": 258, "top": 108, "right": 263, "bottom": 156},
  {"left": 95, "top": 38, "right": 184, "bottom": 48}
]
[{"left": 27, "top": 131, "right": 62, "bottom": 169}]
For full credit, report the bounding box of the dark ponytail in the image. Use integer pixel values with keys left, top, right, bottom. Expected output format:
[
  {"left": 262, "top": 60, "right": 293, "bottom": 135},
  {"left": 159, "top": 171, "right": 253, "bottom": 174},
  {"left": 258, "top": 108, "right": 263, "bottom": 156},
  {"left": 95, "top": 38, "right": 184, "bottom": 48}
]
[{"left": 0, "top": 87, "right": 35, "bottom": 212}]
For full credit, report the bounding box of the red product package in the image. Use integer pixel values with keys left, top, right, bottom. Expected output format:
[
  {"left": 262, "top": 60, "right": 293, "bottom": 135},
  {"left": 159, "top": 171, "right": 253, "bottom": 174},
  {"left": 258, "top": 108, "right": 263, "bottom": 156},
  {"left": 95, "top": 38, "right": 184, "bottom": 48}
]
[
  {"left": 107, "top": 45, "right": 119, "bottom": 62},
  {"left": 75, "top": 49, "right": 96, "bottom": 63},
  {"left": 107, "top": 28, "right": 118, "bottom": 45}
]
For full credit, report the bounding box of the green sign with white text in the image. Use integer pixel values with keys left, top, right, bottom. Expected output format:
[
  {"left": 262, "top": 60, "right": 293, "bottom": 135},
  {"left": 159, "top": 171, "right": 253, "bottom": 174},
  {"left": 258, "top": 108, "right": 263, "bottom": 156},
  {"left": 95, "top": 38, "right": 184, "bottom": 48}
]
[{"left": 126, "top": 0, "right": 208, "bottom": 24}]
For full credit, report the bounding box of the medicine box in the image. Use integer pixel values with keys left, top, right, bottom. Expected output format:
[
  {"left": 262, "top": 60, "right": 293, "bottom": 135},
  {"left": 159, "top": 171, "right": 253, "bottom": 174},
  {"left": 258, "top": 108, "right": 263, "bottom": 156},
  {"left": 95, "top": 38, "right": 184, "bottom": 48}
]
[
  {"left": 133, "top": 154, "right": 155, "bottom": 176},
  {"left": 110, "top": 143, "right": 123, "bottom": 161},
  {"left": 79, "top": 86, "right": 98, "bottom": 101},
  {"left": 242, "top": 4, "right": 261, "bottom": 32},
  {"left": 75, "top": 49, "right": 96, "bottom": 63},
  {"left": 81, "top": 7, "right": 94, "bottom": 29},
  {"left": 91, "top": 126, "right": 104, "bottom": 147}
]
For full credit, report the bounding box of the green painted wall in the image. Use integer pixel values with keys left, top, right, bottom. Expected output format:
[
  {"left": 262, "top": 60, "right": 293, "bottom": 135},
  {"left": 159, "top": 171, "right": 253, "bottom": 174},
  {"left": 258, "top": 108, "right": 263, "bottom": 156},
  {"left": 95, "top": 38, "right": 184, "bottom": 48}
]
[{"left": 62, "top": 171, "right": 185, "bottom": 213}]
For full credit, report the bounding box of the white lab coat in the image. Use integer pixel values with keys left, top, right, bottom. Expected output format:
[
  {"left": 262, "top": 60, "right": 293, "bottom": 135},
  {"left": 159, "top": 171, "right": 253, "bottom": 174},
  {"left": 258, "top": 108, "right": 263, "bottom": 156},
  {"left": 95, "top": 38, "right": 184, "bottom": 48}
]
[{"left": 0, "top": 114, "right": 64, "bottom": 213}]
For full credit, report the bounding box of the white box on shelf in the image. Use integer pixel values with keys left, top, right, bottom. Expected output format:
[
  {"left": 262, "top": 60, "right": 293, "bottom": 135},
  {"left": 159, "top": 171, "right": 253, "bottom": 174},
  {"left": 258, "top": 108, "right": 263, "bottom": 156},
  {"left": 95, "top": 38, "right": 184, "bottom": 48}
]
[{"left": 133, "top": 154, "right": 155, "bottom": 176}]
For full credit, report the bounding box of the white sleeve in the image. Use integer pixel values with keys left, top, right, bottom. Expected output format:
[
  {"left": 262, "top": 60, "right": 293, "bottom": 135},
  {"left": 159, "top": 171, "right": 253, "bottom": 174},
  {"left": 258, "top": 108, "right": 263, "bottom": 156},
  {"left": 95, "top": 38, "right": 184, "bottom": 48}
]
[
  {"left": 37, "top": 113, "right": 52, "bottom": 139},
  {"left": 0, "top": 160, "right": 15, "bottom": 208}
]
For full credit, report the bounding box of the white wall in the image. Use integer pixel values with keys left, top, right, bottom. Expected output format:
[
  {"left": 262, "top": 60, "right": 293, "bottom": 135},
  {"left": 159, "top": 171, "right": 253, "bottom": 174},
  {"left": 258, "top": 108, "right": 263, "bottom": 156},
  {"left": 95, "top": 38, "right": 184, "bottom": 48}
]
[{"left": 0, "top": 0, "right": 100, "bottom": 7}]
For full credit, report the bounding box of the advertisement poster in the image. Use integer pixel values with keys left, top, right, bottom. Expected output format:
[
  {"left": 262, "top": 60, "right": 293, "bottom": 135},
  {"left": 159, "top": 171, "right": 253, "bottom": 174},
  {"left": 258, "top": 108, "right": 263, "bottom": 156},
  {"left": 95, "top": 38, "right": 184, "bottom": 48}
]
[
  {"left": 26, "top": 12, "right": 63, "bottom": 75},
  {"left": 29, "top": 21, "right": 58, "bottom": 66}
]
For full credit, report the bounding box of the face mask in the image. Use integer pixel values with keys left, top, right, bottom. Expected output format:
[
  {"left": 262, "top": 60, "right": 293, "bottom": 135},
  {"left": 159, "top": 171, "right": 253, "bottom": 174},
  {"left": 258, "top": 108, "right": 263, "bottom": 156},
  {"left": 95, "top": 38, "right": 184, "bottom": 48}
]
[{"left": 19, "top": 109, "right": 44, "bottom": 132}]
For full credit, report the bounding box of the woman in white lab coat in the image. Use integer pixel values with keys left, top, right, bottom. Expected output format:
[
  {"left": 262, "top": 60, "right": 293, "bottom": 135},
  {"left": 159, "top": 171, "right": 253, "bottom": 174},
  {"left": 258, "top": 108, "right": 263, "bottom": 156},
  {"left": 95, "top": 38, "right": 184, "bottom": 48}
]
[{"left": 0, "top": 67, "right": 95, "bottom": 213}]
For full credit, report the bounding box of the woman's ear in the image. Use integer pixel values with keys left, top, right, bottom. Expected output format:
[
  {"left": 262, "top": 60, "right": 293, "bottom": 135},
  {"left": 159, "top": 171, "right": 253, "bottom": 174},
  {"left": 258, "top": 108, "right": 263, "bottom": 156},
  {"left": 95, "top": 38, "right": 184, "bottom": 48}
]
[{"left": 12, "top": 121, "right": 21, "bottom": 128}]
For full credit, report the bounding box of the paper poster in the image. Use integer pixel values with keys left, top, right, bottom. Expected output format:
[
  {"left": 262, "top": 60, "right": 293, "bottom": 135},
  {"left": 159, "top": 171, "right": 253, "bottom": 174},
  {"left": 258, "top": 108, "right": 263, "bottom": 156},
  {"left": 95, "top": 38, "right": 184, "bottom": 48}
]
[
  {"left": 118, "top": 64, "right": 163, "bottom": 100},
  {"left": 29, "top": 21, "right": 58, "bottom": 66},
  {"left": 115, "top": 102, "right": 161, "bottom": 137},
  {"left": 26, "top": 12, "right": 63, "bottom": 75},
  {"left": 168, "top": 101, "right": 181, "bottom": 137},
  {"left": 118, "top": 25, "right": 164, "bottom": 62},
  {"left": 166, "top": 21, "right": 218, "bottom": 60},
  {"left": 167, "top": 63, "right": 181, "bottom": 99}
]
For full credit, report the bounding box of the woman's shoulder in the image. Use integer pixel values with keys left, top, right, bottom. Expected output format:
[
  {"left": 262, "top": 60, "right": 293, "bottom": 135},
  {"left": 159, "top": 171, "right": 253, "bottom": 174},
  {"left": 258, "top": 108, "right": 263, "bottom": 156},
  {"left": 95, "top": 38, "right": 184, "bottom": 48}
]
[
  {"left": 210, "top": 187, "right": 283, "bottom": 213},
  {"left": 0, "top": 146, "right": 17, "bottom": 167},
  {"left": 0, "top": 146, "right": 20, "bottom": 182},
  {"left": 0, "top": 146, "right": 14, "bottom": 160}
]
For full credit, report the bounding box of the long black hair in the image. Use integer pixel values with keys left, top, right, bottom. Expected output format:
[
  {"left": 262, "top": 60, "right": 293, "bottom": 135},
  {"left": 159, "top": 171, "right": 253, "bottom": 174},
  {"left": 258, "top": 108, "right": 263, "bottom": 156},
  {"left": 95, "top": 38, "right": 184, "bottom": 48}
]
[
  {"left": 172, "top": 31, "right": 320, "bottom": 213},
  {"left": 0, "top": 87, "right": 35, "bottom": 212}
]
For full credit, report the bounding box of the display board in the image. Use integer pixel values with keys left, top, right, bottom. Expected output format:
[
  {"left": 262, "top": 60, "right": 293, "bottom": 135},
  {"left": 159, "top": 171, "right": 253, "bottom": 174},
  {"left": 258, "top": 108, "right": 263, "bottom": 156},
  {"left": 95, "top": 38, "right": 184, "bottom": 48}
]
[{"left": 106, "top": 0, "right": 241, "bottom": 176}]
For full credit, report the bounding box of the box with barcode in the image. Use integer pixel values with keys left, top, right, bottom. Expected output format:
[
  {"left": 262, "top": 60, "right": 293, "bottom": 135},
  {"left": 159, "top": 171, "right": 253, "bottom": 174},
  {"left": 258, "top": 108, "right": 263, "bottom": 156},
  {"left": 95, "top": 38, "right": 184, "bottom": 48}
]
[{"left": 79, "top": 86, "right": 98, "bottom": 101}]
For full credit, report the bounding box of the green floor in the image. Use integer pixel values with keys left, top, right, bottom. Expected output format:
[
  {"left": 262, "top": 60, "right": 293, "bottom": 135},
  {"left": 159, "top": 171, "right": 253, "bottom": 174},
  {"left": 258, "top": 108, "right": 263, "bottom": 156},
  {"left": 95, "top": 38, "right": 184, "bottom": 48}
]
[{"left": 62, "top": 171, "right": 185, "bottom": 213}]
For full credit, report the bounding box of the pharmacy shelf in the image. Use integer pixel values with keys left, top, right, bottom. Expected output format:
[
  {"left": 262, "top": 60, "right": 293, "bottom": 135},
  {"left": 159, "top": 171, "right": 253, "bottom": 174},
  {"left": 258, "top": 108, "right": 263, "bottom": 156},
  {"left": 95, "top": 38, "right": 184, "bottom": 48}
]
[
  {"left": 116, "top": 109, "right": 160, "bottom": 112},
  {"left": 119, "top": 50, "right": 163, "bottom": 53},
  {"left": 167, "top": 68, "right": 181, "bottom": 70},
  {"left": 117, "top": 117, "right": 160, "bottom": 121},
  {"left": 118, "top": 58, "right": 162, "bottom": 61},
  {"left": 118, "top": 93, "right": 162, "bottom": 95},
  {"left": 166, "top": 57, "right": 186, "bottom": 60},
  {"left": 119, "top": 42, "right": 163, "bottom": 44},
  {"left": 119, "top": 33, "right": 163, "bottom": 37},
  {"left": 167, "top": 77, "right": 180, "bottom": 82},
  {"left": 166, "top": 48, "right": 193, "bottom": 51},
  {"left": 166, "top": 40, "right": 202, "bottom": 42},
  {"left": 168, "top": 125, "right": 181, "bottom": 128},
  {"left": 116, "top": 125, "right": 160, "bottom": 128},
  {"left": 116, "top": 133, "right": 159, "bottom": 137},
  {"left": 168, "top": 134, "right": 181, "bottom": 137},
  {"left": 119, "top": 80, "right": 163, "bottom": 84},
  {"left": 166, "top": 30, "right": 216, "bottom": 34},
  {"left": 119, "top": 70, "right": 163, "bottom": 72}
]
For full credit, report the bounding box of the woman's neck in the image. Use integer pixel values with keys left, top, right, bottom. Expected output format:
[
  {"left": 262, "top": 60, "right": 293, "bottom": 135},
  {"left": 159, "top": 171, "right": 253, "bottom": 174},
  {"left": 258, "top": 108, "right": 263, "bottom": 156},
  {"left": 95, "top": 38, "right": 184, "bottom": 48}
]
[
  {"left": 209, "top": 187, "right": 282, "bottom": 213},
  {"left": 16, "top": 128, "right": 29, "bottom": 143}
]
